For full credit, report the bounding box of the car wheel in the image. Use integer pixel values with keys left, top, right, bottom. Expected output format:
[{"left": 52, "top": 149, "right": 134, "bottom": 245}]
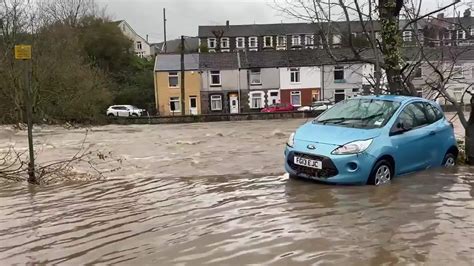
[
  {"left": 368, "top": 160, "right": 393, "bottom": 186},
  {"left": 442, "top": 153, "right": 456, "bottom": 168},
  {"left": 131, "top": 113, "right": 139, "bottom": 117},
  {"left": 107, "top": 114, "right": 114, "bottom": 117}
]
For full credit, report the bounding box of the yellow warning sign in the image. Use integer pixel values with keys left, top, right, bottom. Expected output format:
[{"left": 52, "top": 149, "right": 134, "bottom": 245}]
[{"left": 14, "top": 45, "right": 32, "bottom": 60}]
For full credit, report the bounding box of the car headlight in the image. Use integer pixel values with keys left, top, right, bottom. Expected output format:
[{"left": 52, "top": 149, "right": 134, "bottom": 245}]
[
  {"left": 287, "top": 132, "right": 295, "bottom": 147},
  {"left": 332, "top": 139, "right": 373, "bottom": 155}
]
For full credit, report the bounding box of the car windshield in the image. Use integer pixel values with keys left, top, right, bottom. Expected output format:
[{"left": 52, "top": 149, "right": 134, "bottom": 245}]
[{"left": 314, "top": 98, "right": 401, "bottom": 129}]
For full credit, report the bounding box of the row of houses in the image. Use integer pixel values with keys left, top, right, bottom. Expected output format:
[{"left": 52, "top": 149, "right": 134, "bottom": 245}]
[
  {"left": 153, "top": 48, "right": 474, "bottom": 116},
  {"left": 198, "top": 13, "right": 474, "bottom": 53}
]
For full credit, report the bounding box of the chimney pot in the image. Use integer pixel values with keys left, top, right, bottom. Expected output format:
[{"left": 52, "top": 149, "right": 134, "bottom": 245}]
[
  {"left": 226, "top": 20, "right": 230, "bottom": 27},
  {"left": 437, "top": 13, "right": 444, "bottom": 19}
]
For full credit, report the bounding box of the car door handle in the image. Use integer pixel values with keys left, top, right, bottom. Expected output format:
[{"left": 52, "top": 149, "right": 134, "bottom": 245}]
[{"left": 428, "top": 131, "right": 436, "bottom": 136}]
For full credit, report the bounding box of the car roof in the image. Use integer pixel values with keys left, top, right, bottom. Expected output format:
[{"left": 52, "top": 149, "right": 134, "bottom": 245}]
[{"left": 355, "top": 95, "right": 425, "bottom": 103}]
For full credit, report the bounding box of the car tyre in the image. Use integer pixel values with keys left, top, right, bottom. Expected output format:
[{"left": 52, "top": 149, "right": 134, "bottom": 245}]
[
  {"left": 107, "top": 114, "right": 114, "bottom": 117},
  {"left": 367, "top": 160, "right": 393, "bottom": 186},
  {"left": 131, "top": 113, "right": 139, "bottom": 117},
  {"left": 442, "top": 153, "right": 456, "bottom": 168}
]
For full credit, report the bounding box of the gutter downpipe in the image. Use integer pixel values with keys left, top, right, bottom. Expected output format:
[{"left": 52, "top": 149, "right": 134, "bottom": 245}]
[{"left": 237, "top": 51, "right": 242, "bottom": 113}]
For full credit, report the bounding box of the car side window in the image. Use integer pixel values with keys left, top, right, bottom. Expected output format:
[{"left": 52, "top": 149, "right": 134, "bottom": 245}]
[
  {"left": 396, "top": 102, "right": 429, "bottom": 130},
  {"left": 424, "top": 103, "right": 442, "bottom": 124}
]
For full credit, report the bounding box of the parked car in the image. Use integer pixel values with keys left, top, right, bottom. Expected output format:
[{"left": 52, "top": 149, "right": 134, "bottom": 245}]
[
  {"left": 297, "top": 100, "right": 334, "bottom": 112},
  {"left": 261, "top": 103, "right": 295, "bottom": 113},
  {"left": 107, "top": 105, "right": 146, "bottom": 117},
  {"left": 285, "top": 95, "right": 458, "bottom": 186}
]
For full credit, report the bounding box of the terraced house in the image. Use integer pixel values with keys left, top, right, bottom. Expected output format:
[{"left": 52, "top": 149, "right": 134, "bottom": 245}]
[{"left": 154, "top": 54, "right": 201, "bottom": 116}]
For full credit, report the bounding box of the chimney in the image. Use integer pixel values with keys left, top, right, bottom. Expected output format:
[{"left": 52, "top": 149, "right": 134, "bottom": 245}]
[
  {"left": 226, "top": 20, "right": 230, "bottom": 28},
  {"left": 437, "top": 13, "right": 444, "bottom": 19}
]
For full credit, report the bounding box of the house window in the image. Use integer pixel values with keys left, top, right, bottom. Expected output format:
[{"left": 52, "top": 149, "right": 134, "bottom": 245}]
[
  {"left": 403, "top": 31, "right": 412, "bottom": 42},
  {"left": 249, "top": 37, "right": 258, "bottom": 48},
  {"left": 413, "top": 67, "right": 422, "bottom": 78},
  {"left": 453, "top": 64, "right": 464, "bottom": 79},
  {"left": 277, "top": 35, "right": 287, "bottom": 47},
  {"left": 457, "top": 30, "right": 466, "bottom": 40},
  {"left": 290, "top": 68, "right": 300, "bottom": 83},
  {"left": 452, "top": 88, "right": 464, "bottom": 102},
  {"left": 210, "top": 95, "right": 223, "bottom": 111},
  {"left": 292, "top": 35, "right": 301, "bottom": 46},
  {"left": 264, "top": 36, "right": 273, "bottom": 47},
  {"left": 250, "top": 69, "right": 261, "bottom": 85},
  {"left": 208, "top": 38, "right": 217, "bottom": 49},
  {"left": 290, "top": 91, "right": 301, "bottom": 106},
  {"left": 334, "top": 66, "right": 345, "bottom": 81},
  {"left": 236, "top": 37, "right": 245, "bottom": 48},
  {"left": 221, "top": 37, "right": 230, "bottom": 48},
  {"left": 136, "top": 41, "right": 142, "bottom": 50},
  {"left": 332, "top": 34, "right": 341, "bottom": 45},
  {"left": 249, "top": 92, "right": 264, "bottom": 109},
  {"left": 470, "top": 28, "right": 474, "bottom": 37},
  {"left": 305, "top": 35, "right": 314, "bottom": 47},
  {"left": 168, "top": 72, "right": 179, "bottom": 88},
  {"left": 170, "top": 97, "right": 180, "bottom": 112},
  {"left": 210, "top": 70, "right": 221, "bottom": 86}
]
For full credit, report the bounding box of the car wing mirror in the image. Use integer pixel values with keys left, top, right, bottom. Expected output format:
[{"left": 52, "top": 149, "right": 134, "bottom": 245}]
[{"left": 391, "top": 122, "right": 408, "bottom": 136}]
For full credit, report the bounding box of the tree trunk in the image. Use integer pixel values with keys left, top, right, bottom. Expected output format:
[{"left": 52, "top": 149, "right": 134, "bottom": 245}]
[
  {"left": 379, "top": 0, "right": 406, "bottom": 95},
  {"left": 465, "top": 97, "right": 474, "bottom": 165}
]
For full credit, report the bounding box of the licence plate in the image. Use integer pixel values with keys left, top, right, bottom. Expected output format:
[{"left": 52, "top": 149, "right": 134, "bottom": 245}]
[{"left": 294, "top": 156, "right": 322, "bottom": 169}]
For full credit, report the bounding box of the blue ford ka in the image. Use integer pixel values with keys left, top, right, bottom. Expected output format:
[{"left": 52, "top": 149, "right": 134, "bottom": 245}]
[{"left": 284, "top": 95, "right": 458, "bottom": 186}]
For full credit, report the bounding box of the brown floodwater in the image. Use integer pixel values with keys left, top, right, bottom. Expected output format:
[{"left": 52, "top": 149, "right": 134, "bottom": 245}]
[{"left": 0, "top": 168, "right": 473, "bottom": 265}]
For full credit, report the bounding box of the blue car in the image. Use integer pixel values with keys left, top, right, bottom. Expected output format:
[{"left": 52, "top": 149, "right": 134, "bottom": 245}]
[{"left": 284, "top": 95, "right": 458, "bottom": 186}]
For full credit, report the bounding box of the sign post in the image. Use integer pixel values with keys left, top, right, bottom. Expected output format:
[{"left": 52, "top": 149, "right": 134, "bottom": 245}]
[{"left": 15, "top": 45, "right": 36, "bottom": 184}]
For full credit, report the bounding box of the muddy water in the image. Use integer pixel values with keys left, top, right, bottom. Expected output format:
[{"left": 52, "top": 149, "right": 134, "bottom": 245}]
[{"left": 0, "top": 168, "right": 473, "bottom": 265}]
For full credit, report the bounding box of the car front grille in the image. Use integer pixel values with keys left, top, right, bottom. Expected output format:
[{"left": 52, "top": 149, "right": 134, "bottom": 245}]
[{"left": 288, "top": 152, "right": 339, "bottom": 178}]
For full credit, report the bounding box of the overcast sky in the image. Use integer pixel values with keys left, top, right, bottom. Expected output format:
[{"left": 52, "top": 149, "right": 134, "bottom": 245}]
[{"left": 96, "top": 0, "right": 469, "bottom": 44}]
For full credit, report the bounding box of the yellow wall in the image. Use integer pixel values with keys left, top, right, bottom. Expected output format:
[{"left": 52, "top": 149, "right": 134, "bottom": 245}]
[{"left": 155, "top": 71, "right": 202, "bottom": 116}]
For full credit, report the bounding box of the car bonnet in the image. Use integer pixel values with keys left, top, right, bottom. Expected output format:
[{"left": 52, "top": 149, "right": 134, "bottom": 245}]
[{"left": 295, "top": 122, "right": 382, "bottom": 146}]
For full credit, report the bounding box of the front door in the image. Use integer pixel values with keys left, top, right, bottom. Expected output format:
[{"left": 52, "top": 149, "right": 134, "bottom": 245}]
[
  {"left": 189, "top": 96, "right": 198, "bottom": 115},
  {"left": 230, "top": 95, "right": 239, "bottom": 114}
]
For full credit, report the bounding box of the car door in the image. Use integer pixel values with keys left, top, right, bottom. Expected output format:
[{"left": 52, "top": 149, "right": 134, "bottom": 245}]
[
  {"left": 390, "top": 102, "right": 430, "bottom": 175},
  {"left": 422, "top": 102, "right": 449, "bottom": 167}
]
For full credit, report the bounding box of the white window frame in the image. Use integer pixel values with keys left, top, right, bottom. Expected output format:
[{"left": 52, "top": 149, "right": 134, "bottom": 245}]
[
  {"left": 236, "top": 37, "right": 245, "bottom": 49},
  {"left": 267, "top": 90, "right": 280, "bottom": 106},
  {"left": 264, "top": 36, "right": 273, "bottom": 48},
  {"left": 277, "top": 35, "right": 287, "bottom": 48},
  {"left": 249, "top": 37, "right": 258, "bottom": 48},
  {"left": 453, "top": 64, "right": 464, "bottom": 79},
  {"left": 452, "top": 87, "right": 464, "bottom": 102},
  {"left": 332, "top": 34, "right": 342, "bottom": 45},
  {"left": 290, "top": 91, "right": 302, "bottom": 107},
  {"left": 210, "top": 95, "right": 223, "bottom": 111},
  {"left": 169, "top": 97, "right": 181, "bottom": 113},
  {"left": 292, "top": 35, "right": 301, "bottom": 46},
  {"left": 305, "top": 35, "right": 314, "bottom": 47},
  {"left": 470, "top": 28, "right": 474, "bottom": 37},
  {"left": 168, "top": 72, "right": 179, "bottom": 88},
  {"left": 136, "top": 41, "right": 142, "bottom": 50},
  {"left": 249, "top": 91, "right": 265, "bottom": 109},
  {"left": 208, "top": 38, "right": 217, "bottom": 49},
  {"left": 220, "top": 37, "right": 230, "bottom": 49},
  {"left": 403, "top": 31, "right": 412, "bottom": 42},
  {"left": 457, "top": 30, "right": 466, "bottom": 40},
  {"left": 210, "top": 70, "right": 221, "bottom": 86},
  {"left": 250, "top": 69, "right": 262, "bottom": 85},
  {"left": 290, "top": 68, "right": 300, "bottom": 83}
]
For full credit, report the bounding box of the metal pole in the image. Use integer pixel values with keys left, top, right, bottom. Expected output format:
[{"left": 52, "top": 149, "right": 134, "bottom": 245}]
[
  {"left": 163, "top": 8, "right": 167, "bottom": 53},
  {"left": 237, "top": 51, "right": 241, "bottom": 113},
  {"left": 24, "top": 60, "right": 36, "bottom": 184},
  {"left": 180, "top": 35, "right": 186, "bottom": 115}
]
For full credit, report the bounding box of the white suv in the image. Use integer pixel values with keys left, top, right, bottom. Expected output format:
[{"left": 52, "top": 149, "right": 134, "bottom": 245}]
[{"left": 107, "top": 105, "right": 146, "bottom": 117}]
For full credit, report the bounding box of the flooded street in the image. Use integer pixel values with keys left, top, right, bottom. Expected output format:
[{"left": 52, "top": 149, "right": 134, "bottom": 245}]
[{"left": 0, "top": 119, "right": 473, "bottom": 265}]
